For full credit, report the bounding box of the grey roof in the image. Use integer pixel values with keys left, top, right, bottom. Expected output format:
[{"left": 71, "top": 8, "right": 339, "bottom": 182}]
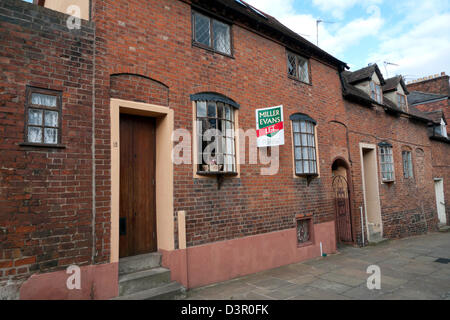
[
  {"left": 341, "top": 66, "right": 436, "bottom": 123},
  {"left": 342, "top": 64, "right": 385, "bottom": 85},
  {"left": 382, "top": 76, "right": 409, "bottom": 94},
  {"left": 407, "top": 91, "right": 448, "bottom": 105},
  {"left": 192, "top": 0, "right": 347, "bottom": 68}
]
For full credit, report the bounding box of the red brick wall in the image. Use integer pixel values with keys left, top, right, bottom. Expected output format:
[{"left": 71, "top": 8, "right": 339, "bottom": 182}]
[
  {"left": 407, "top": 74, "right": 450, "bottom": 96},
  {"left": 0, "top": 0, "right": 95, "bottom": 284},
  {"left": 431, "top": 140, "right": 450, "bottom": 225},
  {"left": 92, "top": 0, "right": 442, "bottom": 248}
]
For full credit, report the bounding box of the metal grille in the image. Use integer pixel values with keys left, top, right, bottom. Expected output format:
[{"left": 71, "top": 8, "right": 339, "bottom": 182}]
[
  {"left": 333, "top": 175, "right": 352, "bottom": 243},
  {"left": 293, "top": 120, "right": 317, "bottom": 174},
  {"left": 297, "top": 219, "right": 310, "bottom": 244}
]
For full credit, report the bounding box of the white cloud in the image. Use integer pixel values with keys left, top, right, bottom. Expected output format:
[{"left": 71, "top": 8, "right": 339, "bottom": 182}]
[
  {"left": 312, "top": 0, "right": 383, "bottom": 19},
  {"left": 367, "top": 12, "right": 450, "bottom": 79}
]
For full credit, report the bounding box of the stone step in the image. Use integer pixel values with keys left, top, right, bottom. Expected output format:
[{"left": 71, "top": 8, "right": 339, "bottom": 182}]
[
  {"left": 119, "top": 252, "right": 162, "bottom": 275},
  {"left": 438, "top": 225, "right": 450, "bottom": 232},
  {"left": 119, "top": 267, "right": 171, "bottom": 296},
  {"left": 113, "top": 282, "right": 186, "bottom": 300}
]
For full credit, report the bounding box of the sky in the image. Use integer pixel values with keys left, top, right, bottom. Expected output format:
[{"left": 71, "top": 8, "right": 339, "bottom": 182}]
[{"left": 244, "top": 0, "right": 450, "bottom": 81}]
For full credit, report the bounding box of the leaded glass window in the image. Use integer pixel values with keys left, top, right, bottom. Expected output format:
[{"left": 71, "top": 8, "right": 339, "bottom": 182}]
[
  {"left": 25, "top": 87, "right": 61, "bottom": 145},
  {"left": 297, "top": 219, "right": 311, "bottom": 244},
  {"left": 193, "top": 11, "right": 231, "bottom": 55},
  {"left": 196, "top": 100, "right": 236, "bottom": 173},
  {"left": 287, "top": 51, "right": 310, "bottom": 83},
  {"left": 380, "top": 144, "right": 394, "bottom": 181},
  {"left": 292, "top": 119, "right": 317, "bottom": 175},
  {"left": 402, "top": 150, "right": 413, "bottom": 179}
]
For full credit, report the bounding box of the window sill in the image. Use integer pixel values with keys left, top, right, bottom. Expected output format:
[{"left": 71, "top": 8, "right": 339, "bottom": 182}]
[
  {"left": 295, "top": 173, "right": 318, "bottom": 178},
  {"left": 19, "top": 142, "right": 66, "bottom": 149},
  {"left": 288, "top": 75, "right": 312, "bottom": 86},
  {"left": 196, "top": 171, "right": 238, "bottom": 177},
  {"left": 192, "top": 42, "right": 234, "bottom": 59},
  {"left": 382, "top": 179, "right": 395, "bottom": 184}
]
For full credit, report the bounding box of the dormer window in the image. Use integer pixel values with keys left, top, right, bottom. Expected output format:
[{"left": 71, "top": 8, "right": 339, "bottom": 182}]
[
  {"left": 397, "top": 93, "right": 407, "bottom": 111},
  {"left": 370, "top": 81, "right": 383, "bottom": 104}
]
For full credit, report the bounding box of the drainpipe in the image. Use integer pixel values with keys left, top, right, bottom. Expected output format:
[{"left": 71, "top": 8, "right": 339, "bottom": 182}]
[{"left": 360, "top": 206, "right": 365, "bottom": 247}]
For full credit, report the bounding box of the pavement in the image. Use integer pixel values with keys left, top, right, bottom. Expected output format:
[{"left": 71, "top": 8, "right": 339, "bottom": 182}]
[{"left": 185, "top": 232, "right": 450, "bottom": 300}]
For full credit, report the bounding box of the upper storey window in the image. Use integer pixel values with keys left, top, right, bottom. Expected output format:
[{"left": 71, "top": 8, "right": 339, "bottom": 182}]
[
  {"left": 397, "top": 93, "right": 407, "bottom": 111},
  {"left": 287, "top": 51, "right": 310, "bottom": 84},
  {"left": 192, "top": 11, "right": 231, "bottom": 55},
  {"left": 370, "top": 81, "right": 383, "bottom": 104}
]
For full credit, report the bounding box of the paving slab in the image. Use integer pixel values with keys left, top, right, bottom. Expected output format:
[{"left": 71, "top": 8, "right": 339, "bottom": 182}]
[{"left": 182, "top": 232, "right": 450, "bottom": 300}]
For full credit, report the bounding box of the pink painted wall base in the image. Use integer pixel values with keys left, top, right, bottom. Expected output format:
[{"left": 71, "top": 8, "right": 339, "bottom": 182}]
[
  {"left": 162, "top": 221, "right": 336, "bottom": 289},
  {"left": 20, "top": 262, "right": 118, "bottom": 300}
]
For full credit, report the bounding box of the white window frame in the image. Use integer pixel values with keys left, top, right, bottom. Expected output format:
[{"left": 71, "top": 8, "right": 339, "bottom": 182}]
[{"left": 379, "top": 143, "right": 395, "bottom": 182}]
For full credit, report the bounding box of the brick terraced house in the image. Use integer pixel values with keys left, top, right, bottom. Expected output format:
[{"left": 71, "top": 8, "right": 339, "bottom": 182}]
[{"left": 0, "top": 0, "right": 449, "bottom": 299}]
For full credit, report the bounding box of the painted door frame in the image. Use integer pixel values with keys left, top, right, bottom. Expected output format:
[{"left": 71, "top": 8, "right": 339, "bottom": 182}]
[
  {"left": 359, "top": 143, "right": 383, "bottom": 241},
  {"left": 434, "top": 178, "right": 447, "bottom": 225},
  {"left": 110, "top": 98, "right": 174, "bottom": 263}
]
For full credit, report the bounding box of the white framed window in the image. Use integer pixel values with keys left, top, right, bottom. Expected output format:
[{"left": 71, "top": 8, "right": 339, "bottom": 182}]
[
  {"left": 402, "top": 150, "right": 413, "bottom": 179},
  {"left": 379, "top": 142, "right": 394, "bottom": 182},
  {"left": 370, "top": 81, "right": 383, "bottom": 104},
  {"left": 291, "top": 114, "right": 317, "bottom": 175}
]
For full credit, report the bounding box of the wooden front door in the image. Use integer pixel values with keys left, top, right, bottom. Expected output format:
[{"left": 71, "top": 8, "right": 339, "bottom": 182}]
[{"left": 119, "top": 114, "right": 157, "bottom": 258}]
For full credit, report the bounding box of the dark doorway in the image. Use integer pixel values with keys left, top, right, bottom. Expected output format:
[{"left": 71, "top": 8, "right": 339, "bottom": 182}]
[{"left": 119, "top": 114, "right": 157, "bottom": 258}]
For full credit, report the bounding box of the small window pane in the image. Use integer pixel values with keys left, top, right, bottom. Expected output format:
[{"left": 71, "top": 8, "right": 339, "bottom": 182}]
[
  {"left": 225, "top": 106, "right": 231, "bottom": 120},
  {"left": 44, "top": 128, "right": 58, "bottom": 144},
  {"left": 298, "top": 57, "right": 309, "bottom": 83},
  {"left": 293, "top": 121, "right": 300, "bottom": 133},
  {"left": 28, "top": 109, "right": 43, "bottom": 125},
  {"left": 194, "top": 13, "right": 210, "bottom": 46},
  {"left": 207, "top": 102, "right": 216, "bottom": 117},
  {"left": 300, "top": 121, "right": 306, "bottom": 132},
  {"left": 295, "top": 147, "right": 301, "bottom": 159},
  {"left": 213, "top": 20, "right": 231, "bottom": 54},
  {"left": 296, "top": 161, "right": 302, "bottom": 174},
  {"left": 28, "top": 126, "right": 42, "bottom": 143},
  {"left": 197, "top": 101, "right": 207, "bottom": 117},
  {"left": 288, "top": 54, "right": 297, "bottom": 77},
  {"left": 44, "top": 110, "right": 58, "bottom": 127},
  {"left": 31, "top": 93, "right": 57, "bottom": 107},
  {"left": 217, "top": 102, "right": 224, "bottom": 119},
  {"left": 294, "top": 133, "right": 301, "bottom": 146}
]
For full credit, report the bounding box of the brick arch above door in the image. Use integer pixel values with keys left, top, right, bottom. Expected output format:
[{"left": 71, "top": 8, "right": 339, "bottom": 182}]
[{"left": 110, "top": 73, "right": 169, "bottom": 106}]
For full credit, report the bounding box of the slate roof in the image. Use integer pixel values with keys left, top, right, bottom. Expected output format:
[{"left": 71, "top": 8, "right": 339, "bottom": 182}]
[
  {"left": 192, "top": 0, "right": 347, "bottom": 69},
  {"left": 382, "top": 76, "right": 409, "bottom": 94},
  {"left": 407, "top": 91, "right": 448, "bottom": 105},
  {"left": 341, "top": 66, "right": 436, "bottom": 124},
  {"left": 342, "top": 64, "right": 385, "bottom": 85}
]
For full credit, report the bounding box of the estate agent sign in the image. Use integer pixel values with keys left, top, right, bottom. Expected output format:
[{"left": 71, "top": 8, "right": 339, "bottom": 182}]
[{"left": 256, "top": 105, "right": 285, "bottom": 147}]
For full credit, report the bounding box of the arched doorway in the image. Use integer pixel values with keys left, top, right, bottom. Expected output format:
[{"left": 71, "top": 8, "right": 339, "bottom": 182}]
[{"left": 332, "top": 158, "right": 353, "bottom": 243}]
